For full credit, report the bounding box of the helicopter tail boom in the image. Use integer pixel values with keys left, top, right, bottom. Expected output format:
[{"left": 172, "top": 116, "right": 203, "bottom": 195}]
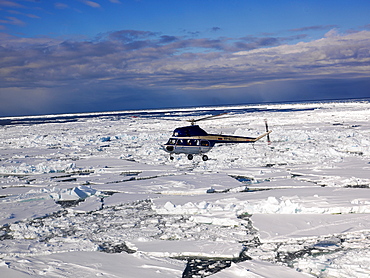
[
  {"left": 205, "top": 130, "right": 272, "bottom": 143},
  {"left": 252, "top": 130, "right": 272, "bottom": 142}
]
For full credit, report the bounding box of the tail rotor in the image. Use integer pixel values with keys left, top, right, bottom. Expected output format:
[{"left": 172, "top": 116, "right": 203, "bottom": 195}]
[{"left": 264, "top": 119, "right": 271, "bottom": 144}]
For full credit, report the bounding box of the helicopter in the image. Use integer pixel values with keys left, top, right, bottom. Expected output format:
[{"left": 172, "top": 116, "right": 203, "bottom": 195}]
[{"left": 163, "top": 113, "right": 272, "bottom": 161}]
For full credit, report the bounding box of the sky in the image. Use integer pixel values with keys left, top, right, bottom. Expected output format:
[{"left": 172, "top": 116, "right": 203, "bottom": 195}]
[{"left": 1, "top": 0, "right": 370, "bottom": 116}]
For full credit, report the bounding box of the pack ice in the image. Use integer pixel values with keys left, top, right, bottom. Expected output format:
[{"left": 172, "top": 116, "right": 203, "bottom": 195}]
[{"left": 1, "top": 101, "right": 370, "bottom": 277}]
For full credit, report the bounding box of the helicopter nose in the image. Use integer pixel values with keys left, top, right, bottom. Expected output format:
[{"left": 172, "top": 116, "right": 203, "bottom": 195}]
[{"left": 165, "top": 146, "right": 174, "bottom": 152}]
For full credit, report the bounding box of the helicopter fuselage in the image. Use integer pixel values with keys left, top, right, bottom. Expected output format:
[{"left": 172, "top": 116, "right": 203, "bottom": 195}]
[{"left": 163, "top": 124, "right": 271, "bottom": 160}]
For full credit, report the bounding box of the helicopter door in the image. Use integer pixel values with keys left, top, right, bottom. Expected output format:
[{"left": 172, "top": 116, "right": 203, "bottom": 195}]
[
  {"left": 174, "top": 139, "right": 185, "bottom": 153},
  {"left": 200, "top": 140, "right": 211, "bottom": 153}
]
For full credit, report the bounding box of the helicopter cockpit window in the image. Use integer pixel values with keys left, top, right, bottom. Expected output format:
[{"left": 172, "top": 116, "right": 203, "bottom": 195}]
[{"left": 166, "top": 139, "right": 177, "bottom": 145}]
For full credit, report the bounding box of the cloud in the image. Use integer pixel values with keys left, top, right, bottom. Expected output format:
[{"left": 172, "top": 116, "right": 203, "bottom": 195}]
[
  {"left": 54, "top": 2, "right": 69, "bottom": 9},
  {"left": 7, "top": 9, "right": 40, "bottom": 19},
  {"left": 81, "top": 0, "right": 100, "bottom": 8},
  {"left": 2, "top": 30, "right": 370, "bottom": 87},
  {"left": 211, "top": 27, "right": 221, "bottom": 32},
  {"left": 289, "top": 25, "right": 338, "bottom": 32},
  {"left": 0, "top": 1, "right": 25, "bottom": 8},
  {"left": 182, "top": 29, "right": 201, "bottom": 37},
  {"left": 159, "top": 35, "right": 179, "bottom": 44},
  {"left": 107, "top": 30, "right": 158, "bottom": 42},
  {"left": 0, "top": 16, "right": 25, "bottom": 26},
  {"left": 1, "top": 29, "right": 370, "bottom": 116},
  {"left": 324, "top": 28, "right": 339, "bottom": 38}
]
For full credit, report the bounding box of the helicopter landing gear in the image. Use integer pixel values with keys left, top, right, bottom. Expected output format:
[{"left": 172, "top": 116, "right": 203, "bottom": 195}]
[{"left": 169, "top": 154, "right": 208, "bottom": 161}]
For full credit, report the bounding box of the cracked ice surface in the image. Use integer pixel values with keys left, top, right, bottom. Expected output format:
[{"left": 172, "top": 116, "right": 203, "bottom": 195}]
[{"left": 1, "top": 101, "right": 370, "bottom": 277}]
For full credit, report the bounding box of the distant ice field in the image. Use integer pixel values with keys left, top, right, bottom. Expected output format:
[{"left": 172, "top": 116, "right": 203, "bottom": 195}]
[
  {"left": 0, "top": 100, "right": 322, "bottom": 126},
  {"left": 1, "top": 100, "right": 370, "bottom": 277}
]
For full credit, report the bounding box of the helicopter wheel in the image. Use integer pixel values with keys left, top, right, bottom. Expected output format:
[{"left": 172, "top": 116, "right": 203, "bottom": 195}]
[
  {"left": 187, "top": 154, "right": 194, "bottom": 160},
  {"left": 202, "top": 155, "right": 208, "bottom": 161}
]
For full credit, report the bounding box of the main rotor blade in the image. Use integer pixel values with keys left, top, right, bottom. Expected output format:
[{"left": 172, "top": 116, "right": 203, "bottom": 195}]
[{"left": 186, "top": 113, "right": 228, "bottom": 125}]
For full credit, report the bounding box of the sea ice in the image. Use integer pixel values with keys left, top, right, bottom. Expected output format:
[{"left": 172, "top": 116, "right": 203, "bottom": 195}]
[{"left": 1, "top": 101, "right": 370, "bottom": 277}]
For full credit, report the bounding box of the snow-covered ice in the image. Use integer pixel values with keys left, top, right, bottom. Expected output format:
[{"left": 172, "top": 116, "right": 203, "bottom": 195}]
[{"left": 1, "top": 100, "right": 370, "bottom": 277}]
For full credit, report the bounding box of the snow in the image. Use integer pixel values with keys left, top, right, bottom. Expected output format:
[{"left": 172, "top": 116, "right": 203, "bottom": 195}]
[
  {"left": 0, "top": 251, "right": 185, "bottom": 278},
  {"left": 1, "top": 100, "right": 370, "bottom": 277},
  {"left": 211, "top": 260, "right": 312, "bottom": 278}
]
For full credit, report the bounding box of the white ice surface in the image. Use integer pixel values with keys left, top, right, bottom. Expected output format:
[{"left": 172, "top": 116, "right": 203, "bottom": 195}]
[
  {"left": 1, "top": 101, "right": 370, "bottom": 277},
  {"left": 252, "top": 213, "right": 370, "bottom": 241},
  {"left": 211, "top": 260, "right": 312, "bottom": 278},
  {"left": 1, "top": 251, "right": 185, "bottom": 278}
]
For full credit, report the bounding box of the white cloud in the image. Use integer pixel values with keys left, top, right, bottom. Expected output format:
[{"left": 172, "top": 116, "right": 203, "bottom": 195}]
[
  {"left": 4, "top": 31, "right": 370, "bottom": 85},
  {"left": 0, "top": 1, "right": 25, "bottom": 8},
  {"left": 82, "top": 0, "right": 101, "bottom": 8},
  {"left": 324, "top": 28, "right": 339, "bottom": 38},
  {"left": 55, "top": 2, "right": 69, "bottom": 9},
  {"left": 0, "top": 16, "right": 25, "bottom": 26}
]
